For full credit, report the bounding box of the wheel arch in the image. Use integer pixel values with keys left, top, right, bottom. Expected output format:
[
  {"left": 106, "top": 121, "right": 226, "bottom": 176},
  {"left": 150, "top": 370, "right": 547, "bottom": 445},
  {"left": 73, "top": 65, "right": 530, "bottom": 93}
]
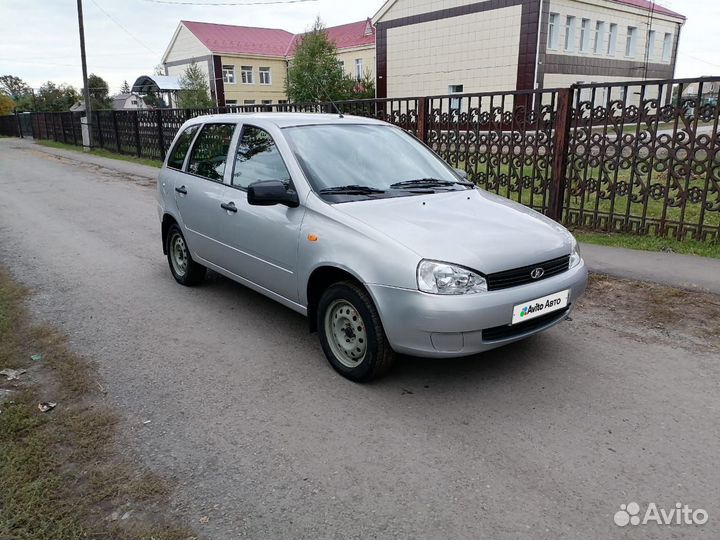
[
  {"left": 161, "top": 213, "right": 179, "bottom": 254},
  {"left": 306, "top": 265, "right": 370, "bottom": 333}
]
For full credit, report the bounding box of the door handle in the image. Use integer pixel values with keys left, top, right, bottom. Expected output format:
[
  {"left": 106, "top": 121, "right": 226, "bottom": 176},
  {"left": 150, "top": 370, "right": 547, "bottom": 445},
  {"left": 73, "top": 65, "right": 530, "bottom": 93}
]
[
  {"left": 221, "top": 201, "right": 238, "bottom": 213},
  {"left": 175, "top": 185, "right": 187, "bottom": 195}
]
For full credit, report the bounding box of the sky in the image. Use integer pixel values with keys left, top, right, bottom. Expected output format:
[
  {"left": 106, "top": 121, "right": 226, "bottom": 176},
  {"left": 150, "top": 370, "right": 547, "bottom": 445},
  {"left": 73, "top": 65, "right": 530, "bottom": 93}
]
[{"left": 1, "top": 0, "right": 718, "bottom": 94}]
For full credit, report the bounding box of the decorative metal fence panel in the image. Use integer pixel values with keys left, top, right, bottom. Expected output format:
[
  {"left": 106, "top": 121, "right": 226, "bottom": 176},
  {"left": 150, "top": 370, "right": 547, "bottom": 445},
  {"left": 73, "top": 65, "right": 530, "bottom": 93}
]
[
  {"left": 566, "top": 78, "right": 720, "bottom": 240},
  {"left": 3, "top": 75, "right": 718, "bottom": 241},
  {"left": 425, "top": 90, "right": 559, "bottom": 215}
]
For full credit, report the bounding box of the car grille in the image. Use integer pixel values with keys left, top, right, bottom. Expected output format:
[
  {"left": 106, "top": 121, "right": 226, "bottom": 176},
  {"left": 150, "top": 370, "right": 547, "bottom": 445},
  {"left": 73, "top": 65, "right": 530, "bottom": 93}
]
[
  {"left": 485, "top": 255, "right": 570, "bottom": 291},
  {"left": 482, "top": 307, "right": 570, "bottom": 342}
]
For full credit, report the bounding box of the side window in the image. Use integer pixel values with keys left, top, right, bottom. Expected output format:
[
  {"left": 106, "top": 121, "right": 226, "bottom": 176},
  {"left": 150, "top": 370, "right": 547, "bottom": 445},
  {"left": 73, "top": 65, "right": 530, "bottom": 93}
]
[
  {"left": 187, "top": 123, "right": 236, "bottom": 182},
  {"left": 232, "top": 125, "right": 290, "bottom": 189},
  {"left": 167, "top": 125, "right": 199, "bottom": 170}
]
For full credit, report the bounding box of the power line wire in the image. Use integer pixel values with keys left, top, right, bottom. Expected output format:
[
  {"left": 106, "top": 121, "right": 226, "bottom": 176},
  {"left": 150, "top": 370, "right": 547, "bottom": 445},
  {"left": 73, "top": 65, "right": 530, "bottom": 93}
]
[{"left": 88, "top": 0, "right": 157, "bottom": 53}]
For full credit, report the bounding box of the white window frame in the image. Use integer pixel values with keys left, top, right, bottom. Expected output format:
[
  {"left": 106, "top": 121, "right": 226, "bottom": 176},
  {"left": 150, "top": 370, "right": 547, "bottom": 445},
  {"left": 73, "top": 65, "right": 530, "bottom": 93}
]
[
  {"left": 243, "top": 99, "right": 256, "bottom": 105},
  {"left": 625, "top": 26, "right": 637, "bottom": 58},
  {"left": 259, "top": 67, "right": 271, "bottom": 85},
  {"left": 222, "top": 64, "right": 236, "bottom": 84},
  {"left": 354, "top": 58, "right": 363, "bottom": 80},
  {"left": 580, "top": 18, "right": 591, "bottom": 53},
  {"left": 662, "top": 32, "right": 673, "bottom": 62},
  {"left": 241, "top": 66, "right": 254, "bottom": 85},
  {"left": 564, "top": 16, "right": 576, "bottom": 52},
  {"left": 261, "top": 99, "right": 272, "bottom": 105},
  {"left": 593, "top": 21, "right": 605, "bottom": 54},
  {"left": 226, "top": 99, "right": 238, "bottom": 105},
  {"left": 548, "top": 13, "right": 560, "bottom": 50},
  {"left": 607, "top": 23, "right": 618, "bottom": 56}
]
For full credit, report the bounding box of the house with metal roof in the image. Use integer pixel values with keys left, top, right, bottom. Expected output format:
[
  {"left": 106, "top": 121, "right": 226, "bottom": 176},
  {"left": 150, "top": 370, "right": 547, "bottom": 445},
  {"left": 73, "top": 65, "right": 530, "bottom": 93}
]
[{"left": 161, "top": 19, "right": 376, "bottom": 107}]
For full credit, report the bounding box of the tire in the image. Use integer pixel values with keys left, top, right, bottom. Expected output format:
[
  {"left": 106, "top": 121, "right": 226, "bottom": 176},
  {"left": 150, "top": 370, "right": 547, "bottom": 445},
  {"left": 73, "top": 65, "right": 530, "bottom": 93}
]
[
  {"left": 166, "top": 224, "right": 206, "bottom": 286},
  {"left": 317, "top": 281, "right": 396, "bottom": 382}
]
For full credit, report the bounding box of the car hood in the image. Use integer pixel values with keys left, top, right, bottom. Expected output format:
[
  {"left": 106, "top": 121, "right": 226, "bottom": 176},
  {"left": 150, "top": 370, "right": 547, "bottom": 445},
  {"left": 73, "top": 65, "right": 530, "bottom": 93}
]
[{"left": 333, "top": 189, "right": 573, "bottom": 275}]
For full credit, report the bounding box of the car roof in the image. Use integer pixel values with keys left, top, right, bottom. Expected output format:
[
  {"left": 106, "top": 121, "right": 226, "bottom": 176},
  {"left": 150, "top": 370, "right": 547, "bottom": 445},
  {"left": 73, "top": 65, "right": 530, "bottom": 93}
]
[{"left": 184, "top": 112, "right": 388, "bottom": 128}]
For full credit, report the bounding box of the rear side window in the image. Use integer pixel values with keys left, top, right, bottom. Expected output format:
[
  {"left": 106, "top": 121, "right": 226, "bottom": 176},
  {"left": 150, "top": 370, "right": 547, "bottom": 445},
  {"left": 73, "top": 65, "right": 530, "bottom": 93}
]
[
  {"left": 232, "top": 125, "right": 290, "bottom": 189},
  {"left": 187, "top": 123, "right": 236, "bottom": 182},
  {"left": 167, "top": 125, "right": 199, "bottom": 170}
]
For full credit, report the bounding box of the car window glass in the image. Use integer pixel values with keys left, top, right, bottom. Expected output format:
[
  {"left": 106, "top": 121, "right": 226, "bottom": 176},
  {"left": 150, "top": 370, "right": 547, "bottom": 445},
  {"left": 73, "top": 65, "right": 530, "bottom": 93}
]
[
  {"left": 232, "top": 125, "right": 291, "bottom": 189},
  {"left": 167, "top": 125, "right": 199, "bottom": 170},
  {"left": 187, "top": 123, "right": 236, "bottom": 182}
]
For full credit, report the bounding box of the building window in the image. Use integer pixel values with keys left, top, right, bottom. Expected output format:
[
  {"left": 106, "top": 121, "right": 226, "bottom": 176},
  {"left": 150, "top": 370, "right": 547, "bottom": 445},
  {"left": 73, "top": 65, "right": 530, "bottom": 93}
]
[
  {"left": 337, "top": 60, "right": 344, "bottom": 73},
  {"left": 448, "top": 84, "right": 463, "bottom": 111},
  {"left": 580, "top": 19, "right": 591, "bottom": 53},
  {"left": 241, "top": 66, "right": 253, "bottom": 84},
  {"left": 354, "top": 58, "right": 364, "bottom": 80},
  {"left": 259, "top": 67, "right": 271, "bottom": 85},
  {"left": 625, "top": 26, "right": 637, "bottom": 57},
  {"left": 564, "top": 16, "right": 576, "bottom": 52},
  {"left": 244, "top": 99, "right": 255, "bottom": 105},
  {"left": 226, "top": 99, "right": 237, "bottom": 105},
  {"left": 547, "top": 13, "right": 560, "bottom": 49},
  {"left": 607, "top": 23, "right": 618, "bottom": 56},
  {"left": 593, "top": 21, "right": 605, "bottom": 54},
  {"left": 278, "top": 100, "right": 288, "bottom": 104},
  {"left": 646, "top": 30, "right": 656, "bottom": 60},
  {"left": 222, "top": 65, "right": 236, "bottom": 84},
  {"left": 662, "top": 32, "right": 673, "bottom": 61},
  {"left": 261, "top": 99, "right": 272, "bottom": 105}
]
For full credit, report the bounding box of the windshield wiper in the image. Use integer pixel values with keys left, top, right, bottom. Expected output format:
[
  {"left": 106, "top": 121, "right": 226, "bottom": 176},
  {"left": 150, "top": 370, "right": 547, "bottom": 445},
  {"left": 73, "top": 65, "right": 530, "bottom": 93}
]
[
  {"left": 318, "top": 185, "right": 386, "bottom": 195},
  {"left": 389, "top": 178, "right": 474, "bottom": 189}
]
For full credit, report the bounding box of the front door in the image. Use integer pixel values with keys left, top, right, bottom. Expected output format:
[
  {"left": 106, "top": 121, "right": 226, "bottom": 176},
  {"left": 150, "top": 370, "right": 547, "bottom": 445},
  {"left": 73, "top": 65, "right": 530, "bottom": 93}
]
[{"left": 214, "top": 124, "right": 304, "bottom": 302}]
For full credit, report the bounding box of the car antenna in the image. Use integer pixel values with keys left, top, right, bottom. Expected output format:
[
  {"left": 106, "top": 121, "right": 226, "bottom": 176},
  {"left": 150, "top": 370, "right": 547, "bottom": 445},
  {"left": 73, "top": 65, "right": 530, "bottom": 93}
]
[{"left": 312, "top": 78, "right": 344, "bottom": 118}]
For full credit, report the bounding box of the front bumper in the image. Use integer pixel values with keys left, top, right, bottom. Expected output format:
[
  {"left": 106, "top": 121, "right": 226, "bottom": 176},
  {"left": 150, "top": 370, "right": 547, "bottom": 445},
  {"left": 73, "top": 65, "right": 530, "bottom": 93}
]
[{"left": 367, "top": 260, "right": 588, "bottom": 358}]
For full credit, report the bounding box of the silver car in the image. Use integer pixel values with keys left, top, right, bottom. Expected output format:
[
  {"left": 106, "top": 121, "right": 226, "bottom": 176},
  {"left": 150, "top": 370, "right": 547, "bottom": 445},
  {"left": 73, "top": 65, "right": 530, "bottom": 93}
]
[{"left": 157, "top": 113, "right": 587, "bottom": 381}]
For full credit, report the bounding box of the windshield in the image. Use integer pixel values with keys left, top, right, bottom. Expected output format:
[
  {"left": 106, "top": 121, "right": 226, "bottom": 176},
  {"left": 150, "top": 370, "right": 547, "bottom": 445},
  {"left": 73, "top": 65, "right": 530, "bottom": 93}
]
[{"left": 283, "top": 124, "right": 467, "bottom": 199}]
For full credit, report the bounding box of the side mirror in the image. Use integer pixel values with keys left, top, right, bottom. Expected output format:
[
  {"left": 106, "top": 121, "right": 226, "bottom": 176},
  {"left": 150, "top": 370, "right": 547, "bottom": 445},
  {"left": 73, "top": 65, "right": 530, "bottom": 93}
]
[
  {"left": 454, "top": 168, "right": 468, "bottom": 180},
  {"left": 247, "top": 180, "right": 299, "bottom": 208}
]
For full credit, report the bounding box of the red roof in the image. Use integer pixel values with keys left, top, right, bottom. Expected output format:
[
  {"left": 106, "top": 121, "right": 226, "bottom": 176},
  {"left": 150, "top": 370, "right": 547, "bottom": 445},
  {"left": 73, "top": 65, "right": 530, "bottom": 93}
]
[
  {"left": 182, "top": 21, "right": 294, "bottom": 56},
  {"left": 611, "top": 0, "right": 685, "bottom": 19},
  {"left": 181, "top": 19, "right": 375, "bottom": 58}
]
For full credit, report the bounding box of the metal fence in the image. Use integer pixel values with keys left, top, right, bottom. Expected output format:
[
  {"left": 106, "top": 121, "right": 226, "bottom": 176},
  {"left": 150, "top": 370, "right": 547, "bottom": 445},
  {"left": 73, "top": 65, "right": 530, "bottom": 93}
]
[{"left": 2, "top": 76, "right": 718, "bottom": 241}]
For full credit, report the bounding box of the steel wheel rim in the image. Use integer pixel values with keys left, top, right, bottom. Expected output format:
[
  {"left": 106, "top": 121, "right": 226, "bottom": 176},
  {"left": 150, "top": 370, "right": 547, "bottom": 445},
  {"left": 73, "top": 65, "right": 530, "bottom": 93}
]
[
  {"left": 170, "top": 233, "right": 188, "bottom": 277},
  {"left": 324, "top": 299, "right": 367, "bottom": 368}
]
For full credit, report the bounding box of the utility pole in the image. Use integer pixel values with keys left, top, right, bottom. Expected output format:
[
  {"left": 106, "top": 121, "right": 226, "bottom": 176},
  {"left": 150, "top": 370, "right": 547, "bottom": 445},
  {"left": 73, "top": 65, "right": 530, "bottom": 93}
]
[{"left": 76, "top": 0, "right": 93, "bottom": 148}]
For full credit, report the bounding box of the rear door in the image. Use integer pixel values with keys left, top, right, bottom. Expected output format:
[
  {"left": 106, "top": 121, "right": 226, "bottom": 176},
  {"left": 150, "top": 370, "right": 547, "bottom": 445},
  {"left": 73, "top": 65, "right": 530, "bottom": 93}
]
[{"left": 173, "top": 122, "right": 238, "bottom": 265}]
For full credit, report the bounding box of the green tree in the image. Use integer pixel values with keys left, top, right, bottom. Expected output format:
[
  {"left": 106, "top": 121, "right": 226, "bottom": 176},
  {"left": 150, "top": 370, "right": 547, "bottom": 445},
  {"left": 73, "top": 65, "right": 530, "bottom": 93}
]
[
  {"left": 34, "top": 81, "right": 79, "bottom": 112},
  {"left": 177, "top": 62, "right": 213, "bottom": 109},
  {"left": 286, "top": 17, "right": 355, "bottom": 103},
  {"left": 0, "top": 93, "right": 15, "bottom": 115},
  {"left": 353, "top": 68, "right": 376, "bottom": 99},
  {"left": 0, "top": 75, "right": 31, "bottom": 100},
  {"left": 87, "top": 73, "right": 113, "bottom": 110},
  {"left": 120, "top": 80, "right": 131, "bottom": 94}
]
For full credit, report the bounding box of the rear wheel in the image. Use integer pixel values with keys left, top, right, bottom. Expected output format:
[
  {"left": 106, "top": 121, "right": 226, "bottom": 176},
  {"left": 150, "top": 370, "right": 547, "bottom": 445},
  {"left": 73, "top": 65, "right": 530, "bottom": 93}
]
[
  {"left": 166, "top": 224, "right": 206, "bottom": 286},
  {"left": 317, "top": 281, "right": 396, "bottom": 382}
]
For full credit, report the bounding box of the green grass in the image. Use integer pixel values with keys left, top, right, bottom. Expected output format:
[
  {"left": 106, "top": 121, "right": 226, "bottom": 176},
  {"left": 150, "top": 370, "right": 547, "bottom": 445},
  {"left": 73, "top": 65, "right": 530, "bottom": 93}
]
[
  {"left": 575, "top": 231, "right": 720, "bottom": 259},
  {"left": 36, "top": 139, "right": 162, "bottom": 168},
  {"left": 0, "top": 267, "right": 192, "bottom": 539}
]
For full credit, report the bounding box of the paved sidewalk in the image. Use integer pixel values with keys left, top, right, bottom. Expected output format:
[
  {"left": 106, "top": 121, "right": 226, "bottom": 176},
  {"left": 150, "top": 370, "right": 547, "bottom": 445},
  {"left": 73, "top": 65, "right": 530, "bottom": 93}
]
[
  {"left": 18, "top": 137, "right": 159, "bottom": 180},
  {"left": 18, "top": 138, "right": 720, "bottom": 295},
  {"left": 580, "top": 243, "right": 720, "bottom": 294}
]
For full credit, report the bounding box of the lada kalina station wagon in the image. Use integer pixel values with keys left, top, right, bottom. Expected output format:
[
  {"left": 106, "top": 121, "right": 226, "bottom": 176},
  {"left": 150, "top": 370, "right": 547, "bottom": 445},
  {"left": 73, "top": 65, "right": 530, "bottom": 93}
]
[{"left": 157, "top": 113, "right": 588, "bottom": 381}]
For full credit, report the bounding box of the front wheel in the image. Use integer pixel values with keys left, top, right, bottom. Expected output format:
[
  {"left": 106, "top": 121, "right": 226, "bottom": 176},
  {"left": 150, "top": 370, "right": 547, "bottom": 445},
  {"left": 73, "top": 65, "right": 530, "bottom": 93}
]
[
  {"left": 317, "top": 282, "right": 396, "bottom": 382},
  {"left": 166, "top": 224, "right": 206, "bottom": 286}
]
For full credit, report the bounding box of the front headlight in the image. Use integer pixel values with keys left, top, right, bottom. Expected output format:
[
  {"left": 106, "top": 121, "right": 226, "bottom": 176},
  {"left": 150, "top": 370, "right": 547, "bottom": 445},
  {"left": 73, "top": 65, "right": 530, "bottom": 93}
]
[
  {"left": 569, "top": 237, "right": 582, "bottom": 268},
  {"left": 417, "top": 260, "right": 487, "bottom": 295}
]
